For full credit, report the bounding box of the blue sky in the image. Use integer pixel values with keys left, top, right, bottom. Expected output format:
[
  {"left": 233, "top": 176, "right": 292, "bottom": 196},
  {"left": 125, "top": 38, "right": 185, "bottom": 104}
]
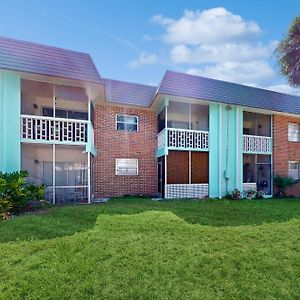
[{"left": 0, "top": 1, "right": 300, "bottom": 94}]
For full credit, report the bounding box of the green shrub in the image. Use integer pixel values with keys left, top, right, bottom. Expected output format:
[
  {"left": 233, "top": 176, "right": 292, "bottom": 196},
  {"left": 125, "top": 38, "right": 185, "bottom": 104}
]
[
  {"left": 273, "top": 174, "right": 298, "bottom": 197},
  {"left": 0, "top": 171, "right": 45, "bottom": 220},
  {"left": 230, "top": 188, "right": 242, "bottom": 200}
]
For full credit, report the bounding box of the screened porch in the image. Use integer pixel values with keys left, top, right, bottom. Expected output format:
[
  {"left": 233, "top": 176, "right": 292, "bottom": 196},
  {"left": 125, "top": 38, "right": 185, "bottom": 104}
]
[{"left": 21, "top": 143, "right": 91, "bottom": 204}]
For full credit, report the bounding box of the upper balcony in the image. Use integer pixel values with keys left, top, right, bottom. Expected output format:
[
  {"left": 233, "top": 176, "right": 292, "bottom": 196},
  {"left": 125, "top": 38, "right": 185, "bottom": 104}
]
[
  {"left": 156, "top": 101, "right": 209, "bottom": 156},
  {"left": 243, "top": 111, "right": 272, "bottom": 154},
  {"left": 20, "top": 79, "right": 95, "bottom": 153}
]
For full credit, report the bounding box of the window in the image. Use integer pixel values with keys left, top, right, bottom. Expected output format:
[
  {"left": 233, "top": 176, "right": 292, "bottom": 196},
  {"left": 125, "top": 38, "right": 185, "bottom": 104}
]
[
  {"left": 288, "top": 123, "right": 300, "bottom": 142},
  {"left": 288, "top": 161, "right": 300, "bottom": 180},
  {"left": 42, "top": 107, "right": 88, "bottom": 120},
  {"left": 116, "top": 159, "right": 138, "bottom": 175},
  {"left": 116, "top": 114, "right": 138, "bottom": 131}
]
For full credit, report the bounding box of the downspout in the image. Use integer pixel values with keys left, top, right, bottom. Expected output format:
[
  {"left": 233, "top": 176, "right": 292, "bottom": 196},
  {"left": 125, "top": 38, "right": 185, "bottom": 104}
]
[{"left": 224, "top": 105, "right": 232, "bottom": 195}]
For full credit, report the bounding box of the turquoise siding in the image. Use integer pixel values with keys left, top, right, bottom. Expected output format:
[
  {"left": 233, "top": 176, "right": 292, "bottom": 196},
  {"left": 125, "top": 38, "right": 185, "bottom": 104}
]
[
  {"left": 0, "top": 72, "right": 21, "bottom": 173},
  {"left": 209, "top": 103, "right": 243, "bottom": 198},
  {"left": 208, "top": 104, "right": 220, "bottom": 197}
]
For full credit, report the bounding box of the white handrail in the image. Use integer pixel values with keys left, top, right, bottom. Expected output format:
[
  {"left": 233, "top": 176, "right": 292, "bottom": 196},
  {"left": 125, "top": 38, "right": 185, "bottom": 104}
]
[
  {"left": 243, "top": 134, "right": 272, "bottom": 140},
  {"left": 21, "top": 114, "right": 90, "bottom": 124}
]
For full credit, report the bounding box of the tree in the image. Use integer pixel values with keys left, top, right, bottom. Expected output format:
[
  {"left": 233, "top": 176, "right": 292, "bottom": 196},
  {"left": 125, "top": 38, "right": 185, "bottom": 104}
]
[{"left": 276, "top": 16, "right": 300, "bottom": 87}]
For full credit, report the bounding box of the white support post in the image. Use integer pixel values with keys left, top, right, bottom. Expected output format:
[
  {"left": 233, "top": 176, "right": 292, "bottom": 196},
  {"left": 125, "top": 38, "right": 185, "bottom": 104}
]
[
  {"left": 88, "top": 97, "right": 92, "bottom": 204},
  {"left": 52, "top": 144, "right": 56, "bottom": 204},
  {"left": 164, "top": 155, "right": 167, "bottom": 197},
  {"left": 218, "top": 105, "right": 222, "bottom": 199},
  {"left": 236, "top": 107, "right": 239, "bottom": 188},
  {"left": 270, "top": 114, "right": 273, "bottom": 196},
  {"left": 52, "top": 85, "right": 56, "bottom": 204},
  {"left": 88, "top": 152, "right": 91, "bottom": 204},
  {"left": 189, "top": 150, "right": 191, "bottom": 184}
]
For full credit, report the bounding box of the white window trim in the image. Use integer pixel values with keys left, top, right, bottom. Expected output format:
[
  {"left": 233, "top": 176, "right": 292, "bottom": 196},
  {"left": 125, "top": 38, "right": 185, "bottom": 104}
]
[
  {"left": 116, "top": 158, "right": 139, "bottom": 176},
  {"left": 115, "top": 114, "right": 139, "bottom": 132}
]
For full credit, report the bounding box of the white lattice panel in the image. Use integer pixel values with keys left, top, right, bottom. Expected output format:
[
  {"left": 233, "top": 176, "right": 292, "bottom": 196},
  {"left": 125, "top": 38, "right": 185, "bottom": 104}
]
[
  {"left": 243, "top": 183, "right": 257, "bottom": 192},
  {"left": 243, "top": 135, "right": 272, "bottom": 153},
  {"left": 21, "top": 115, "right": 88, "bottom": 144},
  {"left": 166, "top": 128, "right": 209, "bottom": 150},
  {"left": 157, "top": 129, "right": 166, "bottom": 148},
  {"left": 165, "top": 184, "right": 209, "bottom": 199}
]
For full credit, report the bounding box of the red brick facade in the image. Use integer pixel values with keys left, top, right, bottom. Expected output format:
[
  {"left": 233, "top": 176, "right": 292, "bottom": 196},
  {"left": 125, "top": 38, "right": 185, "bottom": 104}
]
[
  {"left": 93, "top": 104, "right": 157, "bottom": 197},
  {"left": 273, "top": 114, "right": 300, "bottom": 196}
]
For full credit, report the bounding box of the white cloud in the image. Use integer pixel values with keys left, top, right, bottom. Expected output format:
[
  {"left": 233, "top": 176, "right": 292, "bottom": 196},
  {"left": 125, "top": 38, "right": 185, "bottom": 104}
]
[
  {"left": 129, "top": 52, "right": 158, "bottom": 68},
  {"left": 152, "top": 7, "right": 261, "bottom": 45},
  {"left": 149, "top": 7, "right": 281, "bottom": 86},
  {"left": 187, "top": 60, "right": 276, "bottom": 85},
  {"left": 171, "top": 42, "right": 276, "bottom": 64}
]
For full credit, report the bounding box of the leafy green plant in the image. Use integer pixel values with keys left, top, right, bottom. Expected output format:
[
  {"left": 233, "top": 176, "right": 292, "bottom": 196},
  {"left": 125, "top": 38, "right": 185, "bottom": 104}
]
[
  {"left": 245, "top": 189, "right": 256, "bottom": 199},
  {"left": 230, "top": 188, "right": 242, "bottom": 200},
  {"left": 0, "top": 171, "right": 45, "bottom": 220},
  {"left": 273, "top": 174, "right": 298, "bottom": 197}
]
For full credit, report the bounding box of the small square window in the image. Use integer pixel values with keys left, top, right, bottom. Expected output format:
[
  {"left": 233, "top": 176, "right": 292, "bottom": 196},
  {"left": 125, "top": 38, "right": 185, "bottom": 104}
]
[
  {"left": 116, "top": 114, "right": 138, "bottom": 132},
  {"left": 288, "top": 161, "right": 300, "bottom": 180},
  {"left": 116, "top": 159, "right": 138, "bottom": 175},
  {"left": 288, "top": 123, "right": 300, "bottom": 142}
]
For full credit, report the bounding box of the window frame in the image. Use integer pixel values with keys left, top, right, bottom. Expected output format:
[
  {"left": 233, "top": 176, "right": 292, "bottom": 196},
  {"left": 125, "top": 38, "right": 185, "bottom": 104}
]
[
  {"left": 288, "top": 123, "right": 300, "bottom": 142},
  {"left": 42, "top": 107, "right": 88, "bottom": 120},
  {"left": 115, "top": 158, "right": 139, "bottom": 176},
  {"left": 288, "top": 161, "right": 300, "bottom": 180},
  {"left": 115, "top": 114, "right": 139, "bottom": 132}
]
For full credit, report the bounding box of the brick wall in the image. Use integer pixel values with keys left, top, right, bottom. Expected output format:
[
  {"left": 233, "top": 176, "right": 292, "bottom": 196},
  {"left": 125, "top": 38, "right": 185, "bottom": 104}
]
[
  {"left": 273, "top": 114, "right": 300, "bottom": 196},
  {"left": 93, "top": 104, "right": 157, "bottom": 197}
]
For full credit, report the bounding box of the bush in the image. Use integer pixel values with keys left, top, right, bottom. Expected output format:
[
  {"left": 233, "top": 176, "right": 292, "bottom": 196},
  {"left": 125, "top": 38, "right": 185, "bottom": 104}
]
[
  {"left": 273, "top": 174, "right": 298, "bottom": 197},
  {"left": 230, "top": 188, "right": 242, "bottom": 200},
  {"left": 0, "top": 171, "right": 45, "bottom": 220},
  {"left": 245, "top": 189, "right": 256, "bottom": 199},
  {"left": 255, "top": 190, "right": 264, "bottom": 199}
]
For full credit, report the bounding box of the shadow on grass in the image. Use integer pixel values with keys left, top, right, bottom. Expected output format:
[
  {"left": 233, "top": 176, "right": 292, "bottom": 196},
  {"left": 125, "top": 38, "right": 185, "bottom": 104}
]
[{"left": 1, "top": 197, "right": 300, "bottom": 243}]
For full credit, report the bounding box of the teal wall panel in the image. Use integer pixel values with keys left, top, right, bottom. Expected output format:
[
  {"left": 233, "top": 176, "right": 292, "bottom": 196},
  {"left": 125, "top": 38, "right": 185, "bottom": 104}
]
[
  {"left": 209, "top": 103, "right": 243, "bottom": 198},
  {"left": 209, "top": 103, "right": 220, "bottom": 198},
  {"left": 0, "top": 72, "right": 21, "bottom": 173}
]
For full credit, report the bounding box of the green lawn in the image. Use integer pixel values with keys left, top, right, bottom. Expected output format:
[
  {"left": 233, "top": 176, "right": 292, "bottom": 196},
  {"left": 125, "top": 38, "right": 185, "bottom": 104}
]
[{"left": 0, "top": 198, "right": 300, "bottom": 299}]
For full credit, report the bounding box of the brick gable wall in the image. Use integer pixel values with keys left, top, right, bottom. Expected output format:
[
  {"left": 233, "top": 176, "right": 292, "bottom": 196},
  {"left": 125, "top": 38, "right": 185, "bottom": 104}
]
[
  {"left": 273, "top": 114, "right": 300, "bottom": 196},
  {"left": 93, "top": 104, "right": 157, "bottom": 198}
]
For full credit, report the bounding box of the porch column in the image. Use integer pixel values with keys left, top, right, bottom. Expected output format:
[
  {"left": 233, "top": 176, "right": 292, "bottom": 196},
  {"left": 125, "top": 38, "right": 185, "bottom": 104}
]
[{"left": 0, "top": 72, "right": 21, "bottom": 173}]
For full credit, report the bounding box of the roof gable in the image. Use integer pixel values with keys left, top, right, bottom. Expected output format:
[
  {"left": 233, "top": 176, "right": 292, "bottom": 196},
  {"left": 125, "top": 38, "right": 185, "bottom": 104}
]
[
  {"left": 158, "top": 71, "right": 300, "bottom": 115},
  {"left": 0, "top": 36, "right": 101, "bottom": 84},
  {"left": 104, "top": 78, "right": 157, "bottom": 107}
]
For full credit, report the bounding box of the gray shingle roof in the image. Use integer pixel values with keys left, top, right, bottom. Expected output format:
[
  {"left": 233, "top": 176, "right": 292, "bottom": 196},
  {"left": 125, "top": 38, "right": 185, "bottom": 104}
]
[
  {"left": 158, "top": 70, "right": 300, "bottom": 115},
  {"left": 103, "top": 78, "right": 157, "bottom": 107},
  {"left": 0, "top": 36, "right": 101, "bottom": 83}
]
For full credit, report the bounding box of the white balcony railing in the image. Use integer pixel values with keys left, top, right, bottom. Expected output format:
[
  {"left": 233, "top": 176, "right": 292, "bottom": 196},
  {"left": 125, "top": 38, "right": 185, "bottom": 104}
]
[
  {"left": 243, "top": 135, "right": 272, "bottom": 153},
  {"left": 157, "top": 128, "right": 209, "bottom": 151},
  {"left": 21, "top": 114, "right": 89, "bottom": 144}
]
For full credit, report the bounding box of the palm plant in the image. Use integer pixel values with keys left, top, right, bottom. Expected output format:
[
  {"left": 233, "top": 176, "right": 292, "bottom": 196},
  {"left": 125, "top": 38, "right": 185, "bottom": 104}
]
[
  {"left": 273, "top": 174, "right": 298, "bottom": 197},
  {"left": 276, "top": 16, "right": 300, "bottom": 87}
]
